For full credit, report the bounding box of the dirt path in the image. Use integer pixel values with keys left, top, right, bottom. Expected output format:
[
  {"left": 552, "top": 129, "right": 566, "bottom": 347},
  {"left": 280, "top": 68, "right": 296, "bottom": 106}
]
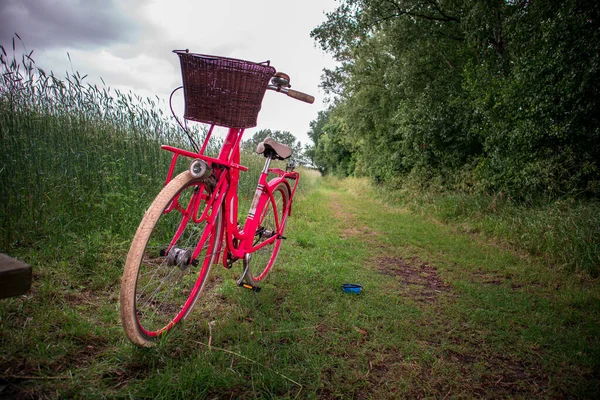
[{"left": 318, "top": 183, "right": 599, "bottom": 398}]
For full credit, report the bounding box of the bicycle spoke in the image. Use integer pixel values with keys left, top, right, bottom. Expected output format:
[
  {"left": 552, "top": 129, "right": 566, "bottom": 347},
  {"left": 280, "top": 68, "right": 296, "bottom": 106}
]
[{"left": 138, "top": 265, "right": 180, "bottom": 311}]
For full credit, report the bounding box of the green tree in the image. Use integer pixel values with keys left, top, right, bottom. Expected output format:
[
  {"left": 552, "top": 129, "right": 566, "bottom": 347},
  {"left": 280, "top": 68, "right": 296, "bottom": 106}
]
[
  {"left": 242, "top": 129, "right": 302, "bottom": 157},
  {"left": 309, "top": 0, "right": 600, "bottom": 197}
]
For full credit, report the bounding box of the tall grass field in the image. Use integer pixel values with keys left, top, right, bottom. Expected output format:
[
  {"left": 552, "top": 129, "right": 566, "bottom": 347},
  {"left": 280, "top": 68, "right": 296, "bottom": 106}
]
[{"left": 0, "top": 46, "right": 280, "bottom": 255}]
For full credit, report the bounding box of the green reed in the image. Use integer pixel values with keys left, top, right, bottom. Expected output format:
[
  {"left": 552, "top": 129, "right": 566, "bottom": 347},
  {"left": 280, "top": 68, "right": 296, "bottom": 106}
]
[{"left": 0, "top": 45, "right": 256, "bottom": 252}]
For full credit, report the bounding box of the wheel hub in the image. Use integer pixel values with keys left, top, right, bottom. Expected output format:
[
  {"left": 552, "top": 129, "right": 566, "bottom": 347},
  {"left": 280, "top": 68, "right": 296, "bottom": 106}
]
[{"left": 166, "top": 247, "right": 192, "bottom": 270}]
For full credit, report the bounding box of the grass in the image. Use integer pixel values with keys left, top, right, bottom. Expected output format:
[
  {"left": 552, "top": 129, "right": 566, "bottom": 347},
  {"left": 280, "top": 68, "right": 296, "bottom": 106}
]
[
  {"left": 378, "top": 177, "right": 600, "bottom": 277},
  {"left": 0, "top": 43, "right": 186, "bottom": 251},
  {"left": 2, "top": 176, "right": 599, "bottom": 398}
]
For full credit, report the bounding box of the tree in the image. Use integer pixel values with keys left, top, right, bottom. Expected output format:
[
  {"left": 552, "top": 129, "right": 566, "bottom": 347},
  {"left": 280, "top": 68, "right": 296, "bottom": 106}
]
[
  {"left": 308, "top": 0, "right": 600, "bottom": 197},
  {"left": 242, "top": 129, "right": 303, "bottom": 160}
]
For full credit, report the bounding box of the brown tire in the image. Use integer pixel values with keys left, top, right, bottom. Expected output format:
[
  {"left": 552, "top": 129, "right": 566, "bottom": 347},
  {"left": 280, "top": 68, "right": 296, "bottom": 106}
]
[{"left": 120, "top": 171, "right": 222, "bottom": 347}]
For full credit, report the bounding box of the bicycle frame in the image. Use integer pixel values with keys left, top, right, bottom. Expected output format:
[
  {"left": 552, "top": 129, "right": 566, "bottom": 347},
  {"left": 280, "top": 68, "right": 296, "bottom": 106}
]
[
  {"left": 160, "top": 125, "right": 300, "bottom": 269},
  {"left": 120, "top": 52, "right": 317, "bottom": 347}
]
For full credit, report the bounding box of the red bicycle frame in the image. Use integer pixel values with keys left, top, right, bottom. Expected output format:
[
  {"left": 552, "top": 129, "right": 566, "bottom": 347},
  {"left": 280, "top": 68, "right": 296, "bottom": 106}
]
[{"left": 160, "top": 125, "right": 300, "bottom": 268}]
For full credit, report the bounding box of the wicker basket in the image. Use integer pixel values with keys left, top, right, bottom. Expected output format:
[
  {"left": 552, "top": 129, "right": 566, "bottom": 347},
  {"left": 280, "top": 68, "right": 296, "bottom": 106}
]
[{"left": 174, "top": 51, "right": 276, "bottom": 128}]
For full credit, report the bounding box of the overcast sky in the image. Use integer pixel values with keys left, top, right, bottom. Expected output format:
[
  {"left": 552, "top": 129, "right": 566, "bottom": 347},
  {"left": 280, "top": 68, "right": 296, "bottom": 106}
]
[{"left": 0, "top": 0, "right": 338, "bottom": 145}]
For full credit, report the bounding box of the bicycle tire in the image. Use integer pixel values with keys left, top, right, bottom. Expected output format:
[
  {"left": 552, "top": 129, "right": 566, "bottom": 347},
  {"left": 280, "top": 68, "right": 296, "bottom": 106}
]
[
  {"left": 245, "top": 181, "right": 290, "bottom": 285},
  {"left": 120, "top": 171, "right": 222, "bottom": 347}
]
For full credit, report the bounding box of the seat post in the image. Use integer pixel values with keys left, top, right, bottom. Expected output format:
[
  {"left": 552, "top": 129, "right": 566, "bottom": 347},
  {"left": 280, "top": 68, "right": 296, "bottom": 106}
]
[{"left": 262, "top": 154, "right": 273, "bottom": 174}]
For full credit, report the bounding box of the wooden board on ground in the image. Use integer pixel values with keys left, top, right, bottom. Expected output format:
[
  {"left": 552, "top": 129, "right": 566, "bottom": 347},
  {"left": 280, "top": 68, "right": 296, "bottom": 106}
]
[{"left": 0, "top": 253, "right": 32, "bottom": 299}]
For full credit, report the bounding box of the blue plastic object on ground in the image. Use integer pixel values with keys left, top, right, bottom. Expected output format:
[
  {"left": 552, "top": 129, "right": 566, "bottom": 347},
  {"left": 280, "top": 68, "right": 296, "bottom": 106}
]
[{"left": 342, "top": 283, "right": 363, "bottom": 294}]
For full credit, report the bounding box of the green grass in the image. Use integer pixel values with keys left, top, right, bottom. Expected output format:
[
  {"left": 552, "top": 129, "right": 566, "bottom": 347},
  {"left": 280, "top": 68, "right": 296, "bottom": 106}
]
[
  {"left": 2, "top": 176, "right": 598, "bottom": 398},
  {"left": 0, "top": 44, "right": 189, "bottom": 251},
  {"left": 378, "top": 177, "right": 600, "bottom": 277}
]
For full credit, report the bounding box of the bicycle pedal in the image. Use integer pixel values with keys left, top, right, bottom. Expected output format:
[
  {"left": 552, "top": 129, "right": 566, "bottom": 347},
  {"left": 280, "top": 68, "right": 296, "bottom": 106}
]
[
  {"left": 238, "top": 282, "right": 261, "bottom": 292},
  {"left": 277, "top": 235, "right": 287, "bottom": 240}
]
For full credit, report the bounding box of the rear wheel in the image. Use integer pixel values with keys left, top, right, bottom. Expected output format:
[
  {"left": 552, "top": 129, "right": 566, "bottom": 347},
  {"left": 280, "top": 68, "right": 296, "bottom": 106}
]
[
  {"left": 245, "top": 182, "right": 290, "bottom": 285},
  {"left": 120, "top": 171, "right": 222, "bottom": 347}
]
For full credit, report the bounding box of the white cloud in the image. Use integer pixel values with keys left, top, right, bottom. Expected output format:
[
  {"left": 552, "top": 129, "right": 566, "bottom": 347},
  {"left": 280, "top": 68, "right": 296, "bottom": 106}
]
[
  {"left": 0, "top": 0, "right": 138, "bottom": 49},
  {"left": 1, "top": 0, "right": 339, "bottom": 144}
]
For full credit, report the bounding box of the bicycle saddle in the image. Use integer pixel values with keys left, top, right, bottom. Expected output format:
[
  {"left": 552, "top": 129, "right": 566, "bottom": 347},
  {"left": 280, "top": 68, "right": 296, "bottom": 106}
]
[{"left": 256, "top": 137, "right": 292, "bottom": 160}]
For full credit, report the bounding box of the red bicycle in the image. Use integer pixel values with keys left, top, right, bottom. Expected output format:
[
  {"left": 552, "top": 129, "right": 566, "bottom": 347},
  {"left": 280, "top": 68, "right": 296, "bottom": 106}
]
[{"left": 119, "top": 50, "right": 314, "bottom": 347}]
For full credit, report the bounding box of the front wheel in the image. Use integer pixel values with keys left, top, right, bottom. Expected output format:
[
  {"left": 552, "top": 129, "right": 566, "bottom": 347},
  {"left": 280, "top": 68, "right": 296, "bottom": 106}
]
[
  {"left": 245, "top": 181, "right": 290, "bottom": 285},
  {"left": 120, "top": 171, "right": 222, "bottom": 347}
]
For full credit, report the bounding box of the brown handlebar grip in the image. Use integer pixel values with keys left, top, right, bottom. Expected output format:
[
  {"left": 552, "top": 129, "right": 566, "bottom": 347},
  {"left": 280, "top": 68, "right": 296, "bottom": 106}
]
[{"left": 287, "top": 89, "right": 315, "bottom": 104}]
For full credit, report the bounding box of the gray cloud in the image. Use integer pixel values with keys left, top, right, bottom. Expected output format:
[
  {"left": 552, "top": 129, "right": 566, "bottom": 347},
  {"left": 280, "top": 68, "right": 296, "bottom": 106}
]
[{"left": 0, "top": 0, "right": 139, "bottom": 50}]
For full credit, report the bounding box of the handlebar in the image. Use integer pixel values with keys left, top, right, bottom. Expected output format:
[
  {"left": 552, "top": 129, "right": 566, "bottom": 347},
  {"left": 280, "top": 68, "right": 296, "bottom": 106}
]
[
  {"left": 286, "top": 88, "right": 315, "bottom": 104},
  {"left": 267, "top": 73, "right": 315, "bottom": 104},
  {"left": 268, "top": 85, "right": 315, "bottom": 104}
]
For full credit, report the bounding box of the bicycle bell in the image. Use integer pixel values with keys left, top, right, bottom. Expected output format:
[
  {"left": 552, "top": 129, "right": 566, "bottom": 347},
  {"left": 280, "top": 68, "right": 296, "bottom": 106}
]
[{"left": 271, "top": 72, "right": 291, "bottom": 88}]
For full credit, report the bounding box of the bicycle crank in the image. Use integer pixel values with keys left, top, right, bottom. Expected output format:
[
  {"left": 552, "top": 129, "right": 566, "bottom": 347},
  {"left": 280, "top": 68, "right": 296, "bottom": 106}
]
[{"left": 236, "top": 254, "right": 261, "bottom": 292}]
